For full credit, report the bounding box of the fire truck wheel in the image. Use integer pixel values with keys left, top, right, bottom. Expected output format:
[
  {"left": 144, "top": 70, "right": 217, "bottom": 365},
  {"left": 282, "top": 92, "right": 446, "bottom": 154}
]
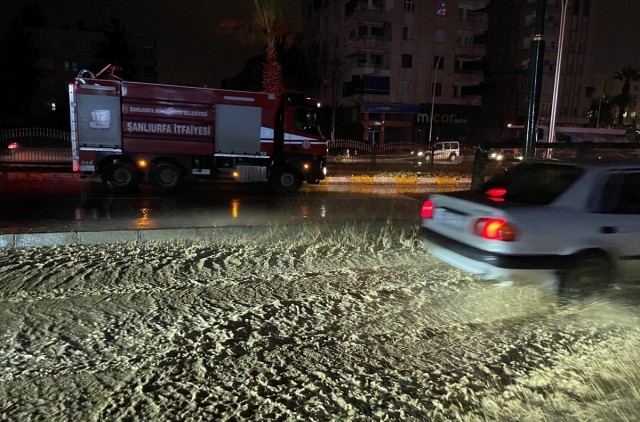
[
  {"left": 272, "top": 169, "right": 302, "bottom": 195},
  {"left": 150, "top": 161, "right": 183, "bottom": 193},
  {"left": 102, "top": 161, "right": 140, "bottom": 193}
]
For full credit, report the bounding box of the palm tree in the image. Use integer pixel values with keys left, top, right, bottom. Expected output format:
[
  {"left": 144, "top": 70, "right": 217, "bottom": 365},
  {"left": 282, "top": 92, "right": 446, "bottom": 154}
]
[
  {"left": 613, "top": 66, "right": 640, "bottom": 126},
  {"left": 220, "top": 0, "right": 297, "bottom": 97}
]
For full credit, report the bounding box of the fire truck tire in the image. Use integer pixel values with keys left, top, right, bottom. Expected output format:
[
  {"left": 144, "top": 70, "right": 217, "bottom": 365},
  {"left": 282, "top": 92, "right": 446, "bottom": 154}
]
[
  {"left": 102, "top": 161, "right": 140, "bottom": 193},
  {"left": 271, "top": 169, "right": 302, "bottom": 195},
  {"left": 150, "top": 161, "right": 183, "bottom": 193}
]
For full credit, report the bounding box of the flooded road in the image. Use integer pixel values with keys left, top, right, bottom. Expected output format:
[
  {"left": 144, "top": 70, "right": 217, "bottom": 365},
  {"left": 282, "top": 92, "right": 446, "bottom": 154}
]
[{"left": 0, "top": 177, "right": 459, "bottom": 234}]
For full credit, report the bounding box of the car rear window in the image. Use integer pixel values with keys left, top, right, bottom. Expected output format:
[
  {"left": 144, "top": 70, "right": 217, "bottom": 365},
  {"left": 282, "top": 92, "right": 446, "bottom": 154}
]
[{"left": 484, "top": 163, "right": 585, "bottom": 205}]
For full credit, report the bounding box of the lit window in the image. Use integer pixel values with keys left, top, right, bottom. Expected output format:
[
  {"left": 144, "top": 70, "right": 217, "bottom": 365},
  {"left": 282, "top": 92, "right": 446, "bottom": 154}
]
[{"left": 436, "top": 2, "right": 447, "bottom": 16}]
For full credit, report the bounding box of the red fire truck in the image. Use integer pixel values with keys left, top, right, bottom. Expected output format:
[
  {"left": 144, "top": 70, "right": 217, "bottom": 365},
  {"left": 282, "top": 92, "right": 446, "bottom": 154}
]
[{"left": 68, "top": 66, "right": 327, "bottom": 194}]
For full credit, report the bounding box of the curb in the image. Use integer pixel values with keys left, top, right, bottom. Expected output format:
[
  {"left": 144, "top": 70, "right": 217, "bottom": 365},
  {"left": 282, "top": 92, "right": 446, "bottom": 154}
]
[
  {"left": 0, "top": 221, "right": 418, "bottom": 249},
  {"left": 1, "top": 172, "right": 471, "bottom": 185},
  {"left": 319, "top": 175, "right": 471, "bottom": 185}
]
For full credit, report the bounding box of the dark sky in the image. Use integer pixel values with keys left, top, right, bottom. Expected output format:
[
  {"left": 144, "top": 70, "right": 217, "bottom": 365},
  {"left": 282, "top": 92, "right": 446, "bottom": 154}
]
[
  {"left": 2, "top": 1, "right": 639, "bottom": 87},
  {"left": 2, "top": 0, "right": 300, "bottom": 87}
]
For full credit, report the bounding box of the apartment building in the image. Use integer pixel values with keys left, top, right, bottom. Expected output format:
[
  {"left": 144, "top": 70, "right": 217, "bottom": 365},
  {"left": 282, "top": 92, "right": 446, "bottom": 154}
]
[
  {"left": 301, "top": 0, "right": 636, "bottom": 142},
  {"left": 301, "top": 0, "right": 489, "bottom": 144},
  {"left": 22, "top": 24, "right": 157, "bottom": 126},
  {"left": 483, "top": 0, "right": 600, "bottom": 137}
]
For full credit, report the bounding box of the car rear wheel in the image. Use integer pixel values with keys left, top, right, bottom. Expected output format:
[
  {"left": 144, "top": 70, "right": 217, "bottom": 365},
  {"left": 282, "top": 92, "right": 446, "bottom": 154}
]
[
  {"left": 559, "top": 251, "right": 612, "bottom": 297},
  {"left": 449, "top": 153, "right": 457, "bottom": 163}
]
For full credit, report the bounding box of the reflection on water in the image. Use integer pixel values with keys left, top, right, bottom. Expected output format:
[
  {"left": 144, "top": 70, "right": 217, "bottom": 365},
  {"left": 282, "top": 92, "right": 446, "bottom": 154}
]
[
  {"left": 135, "top": 207, "right": 154, "bottom": 229},
  {"left": 305, "top": 183, "right": 464, "bottom": 195},
  {"left": 231, "top": 199, "right": 240, "bottom": 219}
]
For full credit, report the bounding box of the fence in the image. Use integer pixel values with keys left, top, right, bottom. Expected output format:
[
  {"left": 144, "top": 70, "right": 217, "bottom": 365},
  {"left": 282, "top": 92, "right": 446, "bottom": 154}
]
[
  {"left": 0, "top": 127, "right": 71, "bottom": 165},
  {"left": 0, "top": 127, "right": 474, "bottom": 172},
  {"left": 328, "top": 139, "right": 475, "bottom": 162}
]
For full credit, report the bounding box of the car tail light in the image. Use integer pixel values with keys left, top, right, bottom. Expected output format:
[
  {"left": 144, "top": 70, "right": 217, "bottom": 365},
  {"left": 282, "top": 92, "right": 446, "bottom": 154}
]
[
  {"left": 485, "top": 187, "right": 506, "bottom": 202},
  {"left": 421, "top": 200, "right": 435, "bottom": 218},
  {"left": 473, "top": 218, "right": 517, "bottom": 241},
  {"left": 8, "top": 141, "right": 19, "bottom": 150},
  {"left": 485, "top": 188, "right": 506, "bottom": 198}
]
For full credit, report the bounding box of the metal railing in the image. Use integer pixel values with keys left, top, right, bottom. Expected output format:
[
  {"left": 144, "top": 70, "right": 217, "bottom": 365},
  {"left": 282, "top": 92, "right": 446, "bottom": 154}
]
[
  {"left": 0, "top": 128, "right": 476, "bottom": 173},
  {"left": 0, "top": 127, "right": 72, "bottom": 165}
]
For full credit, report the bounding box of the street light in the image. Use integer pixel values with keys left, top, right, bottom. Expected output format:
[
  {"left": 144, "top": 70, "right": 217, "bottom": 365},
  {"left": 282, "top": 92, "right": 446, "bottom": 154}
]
[
  {"left": 428, "top": 55, "right": 443, "bottom": 147},
  {"left": 548, "top": 0, "right": 568, "bottom": 143}
]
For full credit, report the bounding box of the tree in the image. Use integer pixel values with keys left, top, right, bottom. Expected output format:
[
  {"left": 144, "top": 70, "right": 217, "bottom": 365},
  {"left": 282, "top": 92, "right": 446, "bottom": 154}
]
[
  {"left": 613, "top": 66, "right": 640, "bottom": 126},
  {"left": 219, "top": 0, "right": 297, "bottom": 97}
]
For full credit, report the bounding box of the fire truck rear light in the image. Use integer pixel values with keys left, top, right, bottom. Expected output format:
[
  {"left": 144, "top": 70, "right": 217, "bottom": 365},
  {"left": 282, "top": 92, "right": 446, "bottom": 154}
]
[
  {"left": 137, "top": 159, "right": 148, "bottom": 168},
  {"left": 303, "top": 163, "right": 310, "bottom": 170},
  {"left": 473, "top": 218, "right": 517, "bottom": 241},
  {"left": 421, "top": 200, "right": 435, "bottom": 219}
]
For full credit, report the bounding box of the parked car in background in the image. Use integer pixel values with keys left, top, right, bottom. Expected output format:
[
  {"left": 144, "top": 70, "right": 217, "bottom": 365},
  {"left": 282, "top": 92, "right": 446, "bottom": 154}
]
[
  {"left": 427, "top": 141, "right": 460, "bottom": 163},
  {"left": 419, "top": 160, "right": 640, "bottom": 295},
  {"left": 0, "top": 139, "right": 19, "bottom": 155},
  {"left": 489, "top": 148, "right": 522, "bottom": 161}
]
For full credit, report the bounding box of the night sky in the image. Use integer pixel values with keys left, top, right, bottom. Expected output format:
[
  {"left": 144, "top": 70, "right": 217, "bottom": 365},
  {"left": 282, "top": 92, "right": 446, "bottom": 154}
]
[
  {"left": 2, "top": 0, "right": 639, "bottom": 88},
  {"left": 2, "top": 0, "right": 299, "bottom": 87}
]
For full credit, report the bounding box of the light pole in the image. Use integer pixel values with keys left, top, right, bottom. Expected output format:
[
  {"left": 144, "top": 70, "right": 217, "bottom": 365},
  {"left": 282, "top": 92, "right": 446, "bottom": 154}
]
[
  {"left": 428, "top": 55, "right": 443, "bottom": 147},
  {"left": 548, "top": 0, "right": 568, "bottom": 143}
]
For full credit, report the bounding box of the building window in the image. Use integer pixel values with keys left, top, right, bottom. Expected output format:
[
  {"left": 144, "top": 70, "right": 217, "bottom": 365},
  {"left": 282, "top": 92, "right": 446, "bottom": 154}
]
[
  {"left": 432, "top": 82, "right": 442, "bottom": 96},
  {"left": 436, "top": 2, "right": 447, "bottom": 16},
  {"left": 142, "top": 47, "right": 155, "bottom": 58},
  {"left": 402, "top": 54, "right": 413, "bottom": 68},
  {"left": 459, "top": 33, "right": 473, "bottom": 46},
  {"left": 435, "top": 29, "right": 445, "bottom": 43},
  {"left": 348, "top": 29, "right": 356, "bottom": 40},
  {"left": 63, "top": 60, "right": 79, "bottom": 72},
  {"left": 399, "top": 81, "right": 410, "bottom": 95},
  {"left": 61, "top": 39, "right": 76, "bottom": 52},
  {"left": 403, "top": 26, "right": 412, "bottom": 40},
  {"left": 433, "top": 56, "right": 444, "bottom": 69},
  {"left": 404, "top": 0, "right": 415, "bottom": 13},
  {"left": 585, "top": 86, "right": 595, "bottom": 98}
]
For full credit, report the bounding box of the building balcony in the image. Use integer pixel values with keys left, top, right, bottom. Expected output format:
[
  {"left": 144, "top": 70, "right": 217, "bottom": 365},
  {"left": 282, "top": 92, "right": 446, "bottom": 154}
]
[
  {"left": 457, "top": 19, "right": 488, "bottom": 33},
  {"left": 453, "top": 69, "right": 484, "bottom": 83},
  {"left": 450, "top": 96, "right": 483, "bottom": 107},
  {"left": 455, "top": 44, "right": 486, "bottom": 58},
  {"left": 345, "top": 36, "right": 391, "bottom": 51},
  {"left": 345, "top": 62, "right": 390, "bottom": 73}
]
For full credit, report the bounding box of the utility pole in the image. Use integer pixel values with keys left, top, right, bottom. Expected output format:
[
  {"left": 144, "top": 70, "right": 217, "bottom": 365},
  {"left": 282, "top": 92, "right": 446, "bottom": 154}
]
[
  {"left": 428, "top": 55, "right": 443, "bottom": 148},
  {"left": 524, "top": 0, "right": 547, "bottom": 160},
  {"left": 548, "top": 0, "right": 568, "bottom": 143}
]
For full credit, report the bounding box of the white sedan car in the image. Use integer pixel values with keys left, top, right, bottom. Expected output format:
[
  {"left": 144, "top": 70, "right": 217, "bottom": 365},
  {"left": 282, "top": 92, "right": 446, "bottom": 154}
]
[{"left": 419, "top": 161, "right": 640, "bottom": 295}]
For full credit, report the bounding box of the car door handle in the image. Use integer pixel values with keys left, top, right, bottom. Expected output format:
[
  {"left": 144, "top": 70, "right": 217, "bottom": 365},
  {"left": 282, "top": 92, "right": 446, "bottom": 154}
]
[{"left": 601, "top": 226, "right": 618, "bottom": 234}]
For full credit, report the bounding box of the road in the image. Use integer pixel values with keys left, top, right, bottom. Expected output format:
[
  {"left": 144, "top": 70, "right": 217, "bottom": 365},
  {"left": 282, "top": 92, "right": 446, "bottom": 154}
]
[
  {"left": 1, "top": 174, "right": 639, "bottom": 420},
  {"left": 0, "top": 176, "right": 454, "bottom": 237}
]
